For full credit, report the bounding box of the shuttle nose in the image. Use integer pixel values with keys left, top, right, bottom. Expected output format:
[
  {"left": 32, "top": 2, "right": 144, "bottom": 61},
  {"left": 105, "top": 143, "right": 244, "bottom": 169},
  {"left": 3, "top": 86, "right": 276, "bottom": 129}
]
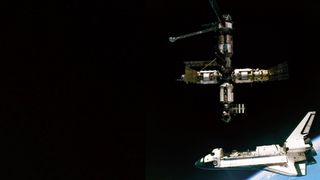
[
  {"left": 195, "top": 159, "right": 202, "bottom": 168},
  {"left": 195, "top": 157, "right": 217, "bottom": 170},
  {"left": 195, "top": 158, "right": 215, "bottom": 170}
]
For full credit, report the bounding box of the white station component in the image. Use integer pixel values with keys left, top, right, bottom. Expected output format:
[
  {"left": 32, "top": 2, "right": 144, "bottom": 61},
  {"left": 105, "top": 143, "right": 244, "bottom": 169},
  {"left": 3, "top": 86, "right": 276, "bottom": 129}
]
[
  {"left": 233, "top": 68, "right": 270, "bottom": 83},
  {"left": 219, "top": 82, "right": 233, "bottom": 103},
  {"left": 195, "top": 112, "right": 317, "bottom": 176},
  {"left": 198, "top": 70, "right": 221, "bottom": 84}
]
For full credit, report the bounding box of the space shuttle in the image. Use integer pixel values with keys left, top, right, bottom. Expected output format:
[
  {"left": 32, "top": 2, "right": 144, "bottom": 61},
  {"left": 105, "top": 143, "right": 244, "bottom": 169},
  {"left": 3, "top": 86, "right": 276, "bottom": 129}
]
[{"left": 195, "top": 111, "right": 317, "bottom": 176}]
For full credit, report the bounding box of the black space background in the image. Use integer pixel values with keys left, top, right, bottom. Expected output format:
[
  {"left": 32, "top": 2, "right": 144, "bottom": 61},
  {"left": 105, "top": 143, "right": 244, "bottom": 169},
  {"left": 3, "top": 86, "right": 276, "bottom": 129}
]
[{"left": 0, "top": 0, "right": 319, "bottom": 180}]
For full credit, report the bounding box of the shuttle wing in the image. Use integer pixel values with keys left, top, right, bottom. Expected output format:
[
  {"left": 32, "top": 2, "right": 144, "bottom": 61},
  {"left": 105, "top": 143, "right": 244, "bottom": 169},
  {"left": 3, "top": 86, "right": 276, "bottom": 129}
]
[
  {"left": 285, "top": 111, "right": 316, "bottom": 143},
  {"left": 265, "top": 162, "right": 306, "bottom": 176}
]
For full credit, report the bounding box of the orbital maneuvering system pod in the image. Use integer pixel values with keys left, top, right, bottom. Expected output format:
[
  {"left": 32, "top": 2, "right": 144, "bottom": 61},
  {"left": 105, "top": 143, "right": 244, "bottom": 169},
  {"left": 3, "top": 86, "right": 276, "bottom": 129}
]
[{"left": 169, "top": 0, "right": 288, "bottom": 122}]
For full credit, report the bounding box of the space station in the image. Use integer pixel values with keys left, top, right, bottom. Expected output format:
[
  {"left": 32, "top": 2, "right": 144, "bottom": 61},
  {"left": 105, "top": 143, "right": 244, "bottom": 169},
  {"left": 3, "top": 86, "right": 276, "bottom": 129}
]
[{"left": 169, "top": 0, "right": 288, "bottom": 123}]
